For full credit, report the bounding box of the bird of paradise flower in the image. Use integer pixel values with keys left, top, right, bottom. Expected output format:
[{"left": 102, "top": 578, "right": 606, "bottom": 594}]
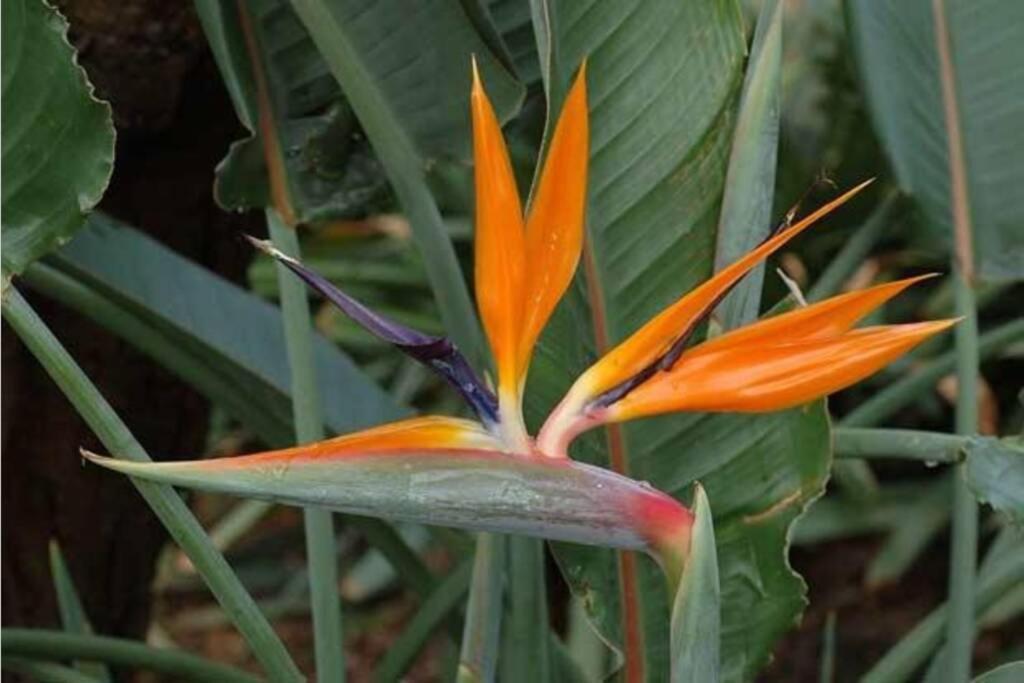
[{"left": 85, "top": 61, "right": 954, "bottom": 589}]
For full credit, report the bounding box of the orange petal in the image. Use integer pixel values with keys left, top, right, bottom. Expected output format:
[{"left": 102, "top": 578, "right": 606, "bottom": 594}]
[
  {"left": 607, "top": 319, "right": 956, "bottom": 420},
  {"left": 472, "top": 58, "right": 526, "bottom": 399},
  {"left": 213, "top": 416, "right": 504, "bottom": 468},
  {"left": 696, "top": 274, "right": 938, "bottom": 354},
  {"left": 567, "top": 181, "right": 874, "bottom": 402},
  {"left": 517, "top": 63, "right": 589, "bottom": 384}
]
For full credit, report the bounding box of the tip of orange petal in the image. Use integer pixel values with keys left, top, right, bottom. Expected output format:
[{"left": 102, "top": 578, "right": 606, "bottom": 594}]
[{"left": 470, "top": 54, "right": 482, "bottom": 91}]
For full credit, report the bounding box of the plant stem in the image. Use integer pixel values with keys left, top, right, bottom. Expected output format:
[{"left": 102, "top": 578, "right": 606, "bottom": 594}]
[
  {"left": 0, "top": 629, "right": 260, "bottom": 683},
  {"left": 945, "top": 268, "right": 979, "bottom": 681},
  {"left": 833, "top": 428, "right": 964, "bottom": 463},
  {"left": 1, "top": 290, "right": 302, "bottom": 682},
  {"left": 2, "top": 659, "right": 101, "bottom": 683},
  {"left": 861, "top": 534, "right": 1023, "bottom": 683},
  {"left": 500, "top": 537, "right": 552, "bottom": 681},
  {"left": 375, "top": 560, "right": 473, "bottom": 682},
  {"left": 459, "top": 534, "right": 506, "bottom": 682},
  {"left": 268, "top": 211, "right": 346, "bottom": 682},
  {"left": 840, "top": 318, "right": 1024, "bottom": 428}
]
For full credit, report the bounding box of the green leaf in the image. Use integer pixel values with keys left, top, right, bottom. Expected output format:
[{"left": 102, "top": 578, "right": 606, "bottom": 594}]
[
  {"left": 0, "top": 629, "right": 260, "bottom": 683},
  {"left": 713, "top": 0, "right": 783, "bottom": 330},
  {"left": 1, "top": 0, "right": 114, "bottom": 281},
  {"left": 288, "top": 0, "right": 524, "bottom": 363},
  {"left": 670, "top": 484, "right": 720, "bottom": 682},
  {"left": 196, "top": 0, "right": 389, "bottom": 222},
  {"left": 458, "top": 534, "right": 506, "bottom": 683},
  {"left": 847, "top": 0, "right": 1024, "bottom": 281},
  {"left": 47, "top": 542, "right": 111, "bottom": 682},
  {"left": 31, "top": 213, "right": 407, "bottom": 448},
  {"left": 965, "top": 436, "right": 1024, "bottom": 525},
  {"left": 374, "top": 559, "right": 472, "bottom": 682},
  {"left": 973, "top": 662, "right": 1024, "bottom": 683},
  {"left": 526, "top": 2, "right": 831, "bottom": 680}
]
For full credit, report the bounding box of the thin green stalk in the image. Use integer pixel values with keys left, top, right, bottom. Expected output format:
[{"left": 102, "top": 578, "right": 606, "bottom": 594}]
[
  {"left": 2, "top": 658, "right": 101, "bottom": 683},
  {"left": 459, "top": 534, "right": 506, "bottom": 682},
  {"left": 946, "top": 268, "right": 979, "bottom": 681},
  {"left": 268, "top": 210, "right": 345, "bottom": 682},
  {"left": 807, "top": 192, "right": 899, "bottom": 302},
  {"left": 500, "top": 537, "right": 551, "bottom": 681},
  {"left": 819, "top": 612, "right": 836, "bottom": 683},
  {"left": 1, "top": 629, "right": 260, "bottom": 683},
  {"left": 48, "top": 542, "right": 111, "bottom": 682},
  {"left": 840, "top": 319, "right": 1024, "bottom": 428},
  {"left": 833, "top": 428, "right": 964, "bottom": 463},
  {"left": 374, "top": 560, "right": 473, "bottom": 682},
  {"left": 861, "top": 538, "right": 1024, "bottom": 683},
  {"left": 0, "top": 290, "right": 302, "bottom": 682}
]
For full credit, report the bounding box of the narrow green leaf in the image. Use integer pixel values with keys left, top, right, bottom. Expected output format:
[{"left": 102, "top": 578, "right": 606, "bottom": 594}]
[
  {"left": 818, "top": 612, "right": 836, "bottom": 683},
  {"left": 847, "top": 0, "right": 1024, "bottom": 281},
  {"left": 924, "top": 526, "right": 1024, "bottom": 682},
  {"left": 972, "top": 662, "right": 1024, "bottom": 683},
  {"left": 47, "top": 542, "right": 111, "bottom": 682},
  {"left": 863, "top": 526, "right": 1024, "bottom": 683},
  {"left": 500, "top": 537, "right": 551, "bottom": 682},
  {"left": 713, "top": 0, "right": 783, "bottom": 330},
  {"left": 0, "top": 290, "right": 302, "bottom": 682},
  {"left": 865, "top": 476, "right": 950, "bottom": 588},
  {"left": 0, "top": 0, "right": 114, "bottom": 281},
  {"left": 0, "top": 629, "right": 260, "bottom": 683},
  {"left": 670, "top": 484, "right": 720, "bottom": 683},
  {"left": 459, "top": 534, "right": 506, "bottom": 683},
  {"left": 267, "top": 212, "right": 345, "bottom": 681},
  {"left": 374, "top": 560, "right": 473, "bottom": 682},
  {"left": 2, "top": 658, "right": 101, "bottom": 683}
]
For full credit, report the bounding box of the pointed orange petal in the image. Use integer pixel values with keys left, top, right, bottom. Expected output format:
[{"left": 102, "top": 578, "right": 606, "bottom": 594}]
[
  {"left": 517, "top": 63, "right": 589, "bottom": 383},
  {"left": 568, "top": 181, "right": 874, "bottom": 402},
  {"left": 696, "top": 274, "right": 938, "bottom": 354},
  {"left": 211, "top": 416, "right": 504, "bottom": 468},
  {"left": 607, "top": 319, "right": 956, "bottom": 420},
  {"left": 472, "top": 58, "right": 526, "bottom": 399}
]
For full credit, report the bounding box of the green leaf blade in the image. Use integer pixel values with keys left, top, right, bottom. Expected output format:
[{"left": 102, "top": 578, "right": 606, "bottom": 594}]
[
  {"left": 847, "top": 0, "right": 1024, "bottom": 281},
  {"left": 1, "top": 0, "right": 114, "bottom": 280}
]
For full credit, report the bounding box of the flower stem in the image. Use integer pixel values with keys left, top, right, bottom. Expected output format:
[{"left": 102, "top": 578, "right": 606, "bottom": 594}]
[
  {"left": 945, "top": 266, "right": 979, "bottom": 681},
  {"left": 268, "top": 211, "right": 345, "bottom": 682}
]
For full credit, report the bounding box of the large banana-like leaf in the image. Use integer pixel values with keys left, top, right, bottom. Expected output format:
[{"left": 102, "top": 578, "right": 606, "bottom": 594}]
[
  {"left": 525, "top": 2, "right": 832, "bottom": 680},
  {"left": 1, "top": 0, "right": 114, "bottom": 282},
  {"left": 847, "top": 0, "right": 1024, "bottom": 281}
]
